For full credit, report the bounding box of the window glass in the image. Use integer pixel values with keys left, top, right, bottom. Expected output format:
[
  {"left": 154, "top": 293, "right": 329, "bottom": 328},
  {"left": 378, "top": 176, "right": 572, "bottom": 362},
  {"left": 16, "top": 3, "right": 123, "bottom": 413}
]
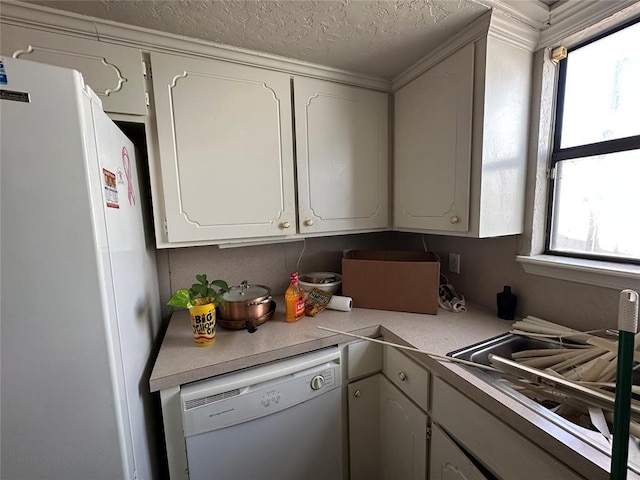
[
  {"left": 559, "top": 21, "right": 640, "bottom": 149},
  {"left": 550, "top": 150, "right": 640, "bottom": 261},
  {"left": 548, "top": 19, "right": 640, "bottom": 264}
]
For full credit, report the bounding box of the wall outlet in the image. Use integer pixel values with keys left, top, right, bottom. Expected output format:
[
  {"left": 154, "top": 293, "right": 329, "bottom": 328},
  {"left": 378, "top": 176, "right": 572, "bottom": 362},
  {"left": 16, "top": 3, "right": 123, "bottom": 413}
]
[{"left": 449, "top": 253, "right": 461, "bottom": 274}]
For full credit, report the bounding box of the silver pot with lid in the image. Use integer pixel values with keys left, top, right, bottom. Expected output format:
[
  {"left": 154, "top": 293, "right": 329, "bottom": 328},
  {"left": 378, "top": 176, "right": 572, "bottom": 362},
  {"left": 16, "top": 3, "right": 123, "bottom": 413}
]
[{"left": 217, "top": 281, "right": 273, "bottom": 329}]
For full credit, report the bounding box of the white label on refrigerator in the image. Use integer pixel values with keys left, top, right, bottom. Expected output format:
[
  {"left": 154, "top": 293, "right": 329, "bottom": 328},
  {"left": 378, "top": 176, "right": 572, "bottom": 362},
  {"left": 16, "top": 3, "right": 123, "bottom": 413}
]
[
  {"left": 103, "top": 168, "right": 119, "bottom": 209},
  {"left": 0, "top": 58, "right": 7, "bottom": 85}
]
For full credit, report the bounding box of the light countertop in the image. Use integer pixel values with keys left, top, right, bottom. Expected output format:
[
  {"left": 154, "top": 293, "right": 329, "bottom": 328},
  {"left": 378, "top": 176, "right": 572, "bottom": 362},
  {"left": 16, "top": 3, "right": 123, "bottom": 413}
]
[
  {"left": 149, "top": 298, "right": 637, "bottom": 480},
  {"left": 149, "top": 298, "right": 510, "bottom": 392}
]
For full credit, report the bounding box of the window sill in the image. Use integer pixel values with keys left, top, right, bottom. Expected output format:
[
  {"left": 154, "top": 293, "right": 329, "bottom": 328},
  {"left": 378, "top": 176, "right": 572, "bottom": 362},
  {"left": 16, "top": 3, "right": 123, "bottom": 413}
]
[{"left": 516, "top": 254, "right": 640, "bottom": 291}]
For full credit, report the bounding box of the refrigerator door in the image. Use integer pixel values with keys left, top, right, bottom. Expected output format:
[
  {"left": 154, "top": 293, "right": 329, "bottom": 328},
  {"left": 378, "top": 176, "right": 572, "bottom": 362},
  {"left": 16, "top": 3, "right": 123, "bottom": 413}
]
[
  {"left": 90, "top": 104, "right": 162, "bottom": 480},
  {"left": 81, "top": 96, "right": 137, "bottom": 479}
]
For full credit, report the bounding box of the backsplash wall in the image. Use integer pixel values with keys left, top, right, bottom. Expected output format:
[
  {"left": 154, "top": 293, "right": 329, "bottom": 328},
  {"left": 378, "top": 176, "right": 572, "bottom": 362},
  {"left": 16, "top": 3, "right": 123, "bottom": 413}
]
[
  {"left": 157, "top": 232, "right": 629, "bottom": 332},
  {"left": 425, "top": 234, "right": 626, "bottom": 332},
  {"left": 157, "top": 232, "right": 412, "bottom": 319}
]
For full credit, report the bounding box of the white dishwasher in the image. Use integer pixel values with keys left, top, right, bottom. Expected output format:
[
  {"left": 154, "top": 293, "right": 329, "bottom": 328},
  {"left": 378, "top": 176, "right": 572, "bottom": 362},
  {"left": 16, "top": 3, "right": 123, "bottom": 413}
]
[{"left": 180, "top": 347, "right": 343, "bottom": 480}]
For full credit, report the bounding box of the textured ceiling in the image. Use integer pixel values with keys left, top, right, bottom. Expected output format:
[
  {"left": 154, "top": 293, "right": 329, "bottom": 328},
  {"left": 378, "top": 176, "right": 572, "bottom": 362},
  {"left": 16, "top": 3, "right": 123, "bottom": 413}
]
[{"left": 23, "top": 1, "right": 528, "bottom": 79}]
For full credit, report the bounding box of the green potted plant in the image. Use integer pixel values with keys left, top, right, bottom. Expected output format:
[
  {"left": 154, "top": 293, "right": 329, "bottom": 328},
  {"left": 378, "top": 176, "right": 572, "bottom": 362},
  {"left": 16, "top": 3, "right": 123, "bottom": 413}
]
[
  {"left": 168, "top": 274, "right": 230, "bottom": 347},
  {"left": 167, "top": 274, "right": 230, "bottom": 308}
]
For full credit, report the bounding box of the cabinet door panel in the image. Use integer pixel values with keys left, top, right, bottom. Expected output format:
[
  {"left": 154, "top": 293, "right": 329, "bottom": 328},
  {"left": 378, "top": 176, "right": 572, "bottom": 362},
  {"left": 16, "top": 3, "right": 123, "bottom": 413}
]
[
  {"left": 430, "top": 424, "right": 488, "bottom": 480},
  {"left": 379, "top": 376, "right": 428, "bottom": 480},
  {"left": 1, "top": 24, "right": 146, "bottom": 115},
  {"left": 394, "top": 43, "right": 473, "bottom": 232},
  {"left": 348, "top": 376, "right": 381, "bottom": 480},
  {"left": 432, "top": 377, "right": 583, "bottom": 480},
  {"left": 151, "top": 52, "right": 296, "bottom": 242},
  {"left": 294, "top": 77, "right": 389, "bottom": 234}
]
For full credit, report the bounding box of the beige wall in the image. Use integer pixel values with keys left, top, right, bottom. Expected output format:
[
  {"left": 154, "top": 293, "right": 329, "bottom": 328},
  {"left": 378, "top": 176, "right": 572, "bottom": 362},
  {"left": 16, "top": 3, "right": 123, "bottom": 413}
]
[
  {"left": 158, "top": 232, "right": 624, "bottom": 332},
  {"left": 425, "top": 235, "right": 622, "bottom": 332}
]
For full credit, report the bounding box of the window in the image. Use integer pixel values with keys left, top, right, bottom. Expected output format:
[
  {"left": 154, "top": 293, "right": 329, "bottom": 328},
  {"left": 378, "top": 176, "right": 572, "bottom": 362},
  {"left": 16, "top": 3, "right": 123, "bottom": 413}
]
[{"left": 547, "top": 19, "right": 640, "bottom": 264}]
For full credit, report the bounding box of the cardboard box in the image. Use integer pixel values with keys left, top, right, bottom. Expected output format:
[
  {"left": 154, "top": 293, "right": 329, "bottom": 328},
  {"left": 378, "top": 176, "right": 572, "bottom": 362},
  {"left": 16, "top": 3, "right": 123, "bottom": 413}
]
[{"left": 342, "top": 250, "right": 440, "bottom": 314}]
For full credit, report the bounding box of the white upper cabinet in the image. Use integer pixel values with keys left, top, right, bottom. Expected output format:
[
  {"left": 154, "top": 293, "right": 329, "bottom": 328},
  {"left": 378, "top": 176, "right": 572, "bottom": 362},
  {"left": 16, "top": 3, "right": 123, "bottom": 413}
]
[
  {"left": 150, "top": 52, "right": 390, "bottom": 246},
  {"left": 393, "top": 11, "right": 535, "bottom": 238},
  {"left": 394, "top": 43, "right": 474, "bottom": 233},
  {"left": 0, "top": 24, "right": 147, "bottom": 116},
  {"left": 150, "top": 52, "right": 296, "bottom": 243},
  {"left": 294, "top": 77, "right": 389, "bottom": 234}
]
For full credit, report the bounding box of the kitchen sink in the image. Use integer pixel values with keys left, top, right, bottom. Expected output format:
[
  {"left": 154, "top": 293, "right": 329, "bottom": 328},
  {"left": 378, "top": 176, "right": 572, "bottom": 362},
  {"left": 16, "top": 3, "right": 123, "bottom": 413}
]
[
  {"left": 448, "top": 332, "right": 569, "bottom": 379},
  {"left": 447, "top": 332, "right": 640, "bottom": 474}
]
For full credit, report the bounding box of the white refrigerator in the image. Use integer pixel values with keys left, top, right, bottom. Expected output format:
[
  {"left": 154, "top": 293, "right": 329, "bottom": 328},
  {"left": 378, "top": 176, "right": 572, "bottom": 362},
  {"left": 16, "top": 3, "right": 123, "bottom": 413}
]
[{"left": 1, "top": 57, "right": 162, "bottom": 479}]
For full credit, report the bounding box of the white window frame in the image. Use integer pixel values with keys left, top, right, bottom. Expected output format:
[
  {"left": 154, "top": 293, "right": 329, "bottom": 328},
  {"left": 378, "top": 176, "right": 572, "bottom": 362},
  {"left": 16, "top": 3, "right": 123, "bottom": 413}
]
[{"left": 516, "top": 1, "right": 640, "bottom": 292}]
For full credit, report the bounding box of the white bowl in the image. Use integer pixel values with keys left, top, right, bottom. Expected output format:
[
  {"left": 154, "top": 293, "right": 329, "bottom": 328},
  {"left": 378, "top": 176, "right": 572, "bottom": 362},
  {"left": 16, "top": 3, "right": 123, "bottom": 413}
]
[{"left": 299, "top": 272, "right": 342, "bottom": 295}]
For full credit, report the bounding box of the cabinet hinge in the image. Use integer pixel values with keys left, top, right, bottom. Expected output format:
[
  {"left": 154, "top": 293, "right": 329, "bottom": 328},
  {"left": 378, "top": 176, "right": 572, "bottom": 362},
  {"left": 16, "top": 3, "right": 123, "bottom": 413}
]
[
  {"left": 426, "top": 425, "right": 432, "bottom": 441},
  {"left": 145, "top": 92, "right": 150, "bottom": 108},
  {"left": 164, "top": 219, "right": 168, "bottom": 235},
  {"left": 142, "top": 61, "right": 152, "bottom": 79},
  {"left": 547, "top": 166, "right": 556, "bottom": 180}
]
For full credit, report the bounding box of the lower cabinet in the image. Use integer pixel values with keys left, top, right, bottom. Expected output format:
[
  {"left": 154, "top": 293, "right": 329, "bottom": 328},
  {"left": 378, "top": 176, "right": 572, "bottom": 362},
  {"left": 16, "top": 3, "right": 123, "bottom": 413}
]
[
  {"left": 379, "top": 375, "right": 428, "bottom": 480},
  {"left": 431, "top": 377, "right": 583, "bottom": 480},
  {"left": 347, "top": 343, "right": 586, "bottom": 480},
  {"left": 348, "top": 344, "right": 430, "bottom": 480},
  {"left": 348, "top": 375, "right": 381, "bottom": 480},
  {"left": 349, "top": 374, "right": 428, "bottom": 480}
]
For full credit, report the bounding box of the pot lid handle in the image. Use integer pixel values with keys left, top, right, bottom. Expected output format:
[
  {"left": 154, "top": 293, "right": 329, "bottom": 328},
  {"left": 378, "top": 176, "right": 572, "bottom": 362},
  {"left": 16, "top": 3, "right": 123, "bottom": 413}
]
[{"left": 240, "top": 280, "right": 248, "bottom": 294}]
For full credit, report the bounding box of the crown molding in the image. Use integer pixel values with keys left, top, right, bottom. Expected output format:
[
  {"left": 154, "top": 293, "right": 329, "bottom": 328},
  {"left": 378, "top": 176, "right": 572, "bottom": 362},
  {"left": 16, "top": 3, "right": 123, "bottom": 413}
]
[
  {"left": 538, "top": 0, "right": 640, "bottom": 48},
  {"left": 0, "top": 0, "right": 98, "bottom": 38},
  {"left": 0, "top": 0, "right": 391, "bottom": 91},
  {"left": 487, "top": 9, "right": 540, "bottom": 51},
  {"left": 5, "top": 0, "right": 634, "bottom": 91},
  {"left": 93, "top": 21, "right": 391, "bottom": 91},
  {"left": 475, "top": 0, "right": 550, "bottom": 29},
  {"left": 392, "top": 9, "right": 538, "bottom": 91},
  {"left": 392, "top": 11, "right": 491, "bottom": 91}
]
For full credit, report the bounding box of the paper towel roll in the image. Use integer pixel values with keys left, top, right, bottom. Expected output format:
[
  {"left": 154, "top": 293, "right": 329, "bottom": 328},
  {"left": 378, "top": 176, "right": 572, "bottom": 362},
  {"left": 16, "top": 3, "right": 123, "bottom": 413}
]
[{"left": 327, "top": 295, "right": 352, "bottom": 312}]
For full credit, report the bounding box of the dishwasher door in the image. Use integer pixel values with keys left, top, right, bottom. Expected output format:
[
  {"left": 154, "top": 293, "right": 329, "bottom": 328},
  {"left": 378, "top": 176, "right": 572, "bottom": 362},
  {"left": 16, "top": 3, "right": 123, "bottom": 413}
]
[{"left": 180, "top": 347, "right": 343, "bottom": 480}]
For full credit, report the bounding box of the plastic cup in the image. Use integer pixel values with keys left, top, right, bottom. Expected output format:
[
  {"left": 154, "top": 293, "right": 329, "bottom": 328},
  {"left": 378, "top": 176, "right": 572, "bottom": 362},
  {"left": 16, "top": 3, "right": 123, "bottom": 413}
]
[{"left": 188, "top": 303, "right": 216, "bottom": 346}]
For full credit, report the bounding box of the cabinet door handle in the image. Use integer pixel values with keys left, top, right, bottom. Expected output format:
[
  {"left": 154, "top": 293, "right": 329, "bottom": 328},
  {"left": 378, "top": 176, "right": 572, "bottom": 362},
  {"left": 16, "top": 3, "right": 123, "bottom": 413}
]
[
  {"left": 281, "top": 221, "right": 291, "bottom": 229},
  {"left": 304, "top": 219, "right": 314, "bottom": 227},
  {"left": 398, "top": 372, "right": 407, "bottom": 382},
  {"left": 450, "top": 216, "right": 459, "bottom": 224},
  {"left": 354, "top": 390, "right": 362, "bottom": 398}
]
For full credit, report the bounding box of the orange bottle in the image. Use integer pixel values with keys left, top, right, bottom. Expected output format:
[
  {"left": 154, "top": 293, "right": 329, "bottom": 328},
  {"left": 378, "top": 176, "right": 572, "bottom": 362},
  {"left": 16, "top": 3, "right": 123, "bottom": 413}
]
[{"left": 285, "top": 272, "right": 305, "bottom": 322}]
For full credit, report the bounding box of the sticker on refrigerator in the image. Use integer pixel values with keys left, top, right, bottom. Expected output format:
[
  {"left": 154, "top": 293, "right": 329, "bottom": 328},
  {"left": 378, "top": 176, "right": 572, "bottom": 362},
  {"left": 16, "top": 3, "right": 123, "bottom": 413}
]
[
  {"left": 0, "top": 58, "right": 7, "bottom": 85},
  {"left": 103, "top": 168, "right": 119, "bottom": 209}
]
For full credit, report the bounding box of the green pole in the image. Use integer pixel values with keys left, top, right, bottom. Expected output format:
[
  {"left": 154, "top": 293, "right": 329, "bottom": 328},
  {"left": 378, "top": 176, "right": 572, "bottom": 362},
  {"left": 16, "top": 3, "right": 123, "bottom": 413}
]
[{"left": 611, "top": 290, "right": 639, "bottom": 480}]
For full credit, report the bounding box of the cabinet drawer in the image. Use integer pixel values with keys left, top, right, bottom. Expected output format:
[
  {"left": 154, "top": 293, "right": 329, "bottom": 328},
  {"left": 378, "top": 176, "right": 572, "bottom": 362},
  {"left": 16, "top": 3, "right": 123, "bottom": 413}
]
[
  {"left": 432, "top": 377, "right": 583, "bottom": 480},
  {"left": 383, "top": 346, "right": 429, "bottom": 411},
  {"left": 347, "top": 340, "right": 383, "bottom": 380}
]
